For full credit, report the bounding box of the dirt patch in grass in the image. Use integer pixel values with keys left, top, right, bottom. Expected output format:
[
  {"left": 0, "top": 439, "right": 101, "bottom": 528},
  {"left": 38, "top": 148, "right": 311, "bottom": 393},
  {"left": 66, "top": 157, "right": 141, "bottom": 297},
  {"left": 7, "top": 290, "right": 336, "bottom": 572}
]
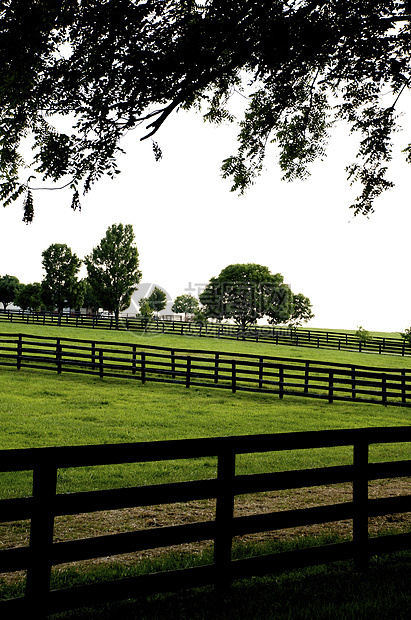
[{"left": 1, "top": 478, "right": 409, "bottom": 588}]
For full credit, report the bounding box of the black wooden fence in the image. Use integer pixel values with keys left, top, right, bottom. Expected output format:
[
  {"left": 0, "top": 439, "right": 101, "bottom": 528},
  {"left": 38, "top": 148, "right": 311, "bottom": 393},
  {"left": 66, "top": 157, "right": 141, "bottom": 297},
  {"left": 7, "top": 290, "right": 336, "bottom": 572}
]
[
  {"left": 0, "top": 427, "right": 410, "bottom": 618},
  {"left": 1, "top": 309, "right": 410, "bottom": 357},
  {"left": 1, "top": 332, "right": 411, "bottom": 408}
]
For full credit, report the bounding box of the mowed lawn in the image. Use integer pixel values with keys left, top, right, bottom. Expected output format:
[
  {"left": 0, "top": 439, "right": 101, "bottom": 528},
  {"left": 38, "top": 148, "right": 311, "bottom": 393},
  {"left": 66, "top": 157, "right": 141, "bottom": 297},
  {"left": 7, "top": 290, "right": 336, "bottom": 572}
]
[
  {"left": 1, "top": 320, "right": 411, "bottom": 368},
  {"left": 1, "top": 323, "right": 411, "bottom": 619},
  {"left": 1, "top": 321, "right": 410, "bottom": 495}
]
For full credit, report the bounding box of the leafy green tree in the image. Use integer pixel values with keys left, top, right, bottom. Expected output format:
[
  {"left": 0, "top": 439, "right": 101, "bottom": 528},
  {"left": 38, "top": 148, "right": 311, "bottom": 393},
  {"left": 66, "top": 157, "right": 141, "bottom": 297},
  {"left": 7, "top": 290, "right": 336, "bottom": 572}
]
[
  {"left": 0, "top": 275, "right": 20, "bottom": 309},
  {"left": 82, "top": 280, "right": 101, "bottom": 314},
  {"left": 138, "top": 298, "right": 154, "bottom": 319},
  {"left": 1, "top": 2, "right": 410, "bottom": 220},
  {"left": 288, "top": 293, "right": 314, "bottom": 327},
  {"left": 265, "top": 284, "right": 294, "bottom": 326},
  {"left": 15, "top": 282, "right": 42, "bottom": 312},
  {"left": 146, "top": 287, "right": 167, "bottom": 315},
  {"left": 84, "top": 223, "right": 142, "bottom": 323},
  {"left": 355, "top": 326, "right": 373, "bottom": 344},
  {"left": 199, "top": 263, "right": 293, "bottom": 331},
  {"left": 193, "top": 308, "right": 207, "bottom": 326},
  {"left": 400, "top": 327, "right": 411, "bottom": 345},
  {"left": 41, "top": 244, "right": 84, "bottom": 312},
  {"left": 172, "top": 294, "right": 199, "bottom": 319}
]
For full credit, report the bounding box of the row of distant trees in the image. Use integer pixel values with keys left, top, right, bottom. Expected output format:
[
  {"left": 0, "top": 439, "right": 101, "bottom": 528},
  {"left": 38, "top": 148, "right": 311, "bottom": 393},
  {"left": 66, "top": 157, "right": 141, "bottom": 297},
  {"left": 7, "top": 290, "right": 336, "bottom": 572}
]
[
  {"left": 0, "top": 223, "right": 141, "bottom": 323},
  {"left": 0, "top": 232, "right": 314, "bottom": 329},
  {"left": 140, "top": 264, "right": 314, "bottom": 329}
]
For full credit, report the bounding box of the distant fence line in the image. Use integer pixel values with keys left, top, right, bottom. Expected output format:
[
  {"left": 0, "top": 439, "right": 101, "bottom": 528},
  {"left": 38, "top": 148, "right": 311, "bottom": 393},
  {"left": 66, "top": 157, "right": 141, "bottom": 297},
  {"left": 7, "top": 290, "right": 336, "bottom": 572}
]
[
  {"left": 0, "top": 427, "right": 410, "bottom": 617},
  {"left": 1, "top": 309, "right": 410, "bottom": 357},
  {"left": 1, "top": 332, "right": 411, "bottom": 408}
]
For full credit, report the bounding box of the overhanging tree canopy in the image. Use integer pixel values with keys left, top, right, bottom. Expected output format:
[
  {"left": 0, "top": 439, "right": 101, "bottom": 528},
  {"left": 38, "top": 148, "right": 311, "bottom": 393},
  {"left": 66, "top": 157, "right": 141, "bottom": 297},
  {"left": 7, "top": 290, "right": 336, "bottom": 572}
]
[{"left": 1, "top": 0, "right": 410, "bottom": 221}]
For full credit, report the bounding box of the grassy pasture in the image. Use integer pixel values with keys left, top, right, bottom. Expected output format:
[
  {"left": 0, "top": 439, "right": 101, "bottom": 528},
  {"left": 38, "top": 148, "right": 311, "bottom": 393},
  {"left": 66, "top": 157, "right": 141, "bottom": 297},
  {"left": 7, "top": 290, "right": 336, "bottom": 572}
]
[
  {"left": 1, "top": 323, "right": 411, "bottom": 617},
  {"left": 0, "top": 352, "right": 410, "bottom": 497},
  {"left": 1, "top": 321, "right": 411, "bottom": 369},
  {"left": 1, "top": 320, "right": 410, "bottom": 494}
]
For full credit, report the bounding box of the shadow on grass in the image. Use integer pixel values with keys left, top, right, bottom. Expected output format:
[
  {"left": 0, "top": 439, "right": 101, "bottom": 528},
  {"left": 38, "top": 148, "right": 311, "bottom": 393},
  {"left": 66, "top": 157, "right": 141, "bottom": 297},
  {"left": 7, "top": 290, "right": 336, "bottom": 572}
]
[{"left": 51, "top": 552, "right": 411, "bottom": 620}]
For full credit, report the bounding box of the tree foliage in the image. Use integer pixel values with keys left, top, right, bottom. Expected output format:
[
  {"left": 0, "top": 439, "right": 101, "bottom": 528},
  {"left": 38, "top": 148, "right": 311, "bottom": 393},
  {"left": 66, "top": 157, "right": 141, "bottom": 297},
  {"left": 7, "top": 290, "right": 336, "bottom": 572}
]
[
  {"left": 399, "top": 326, "right": 411, "bottom": 344},
  {"left": 138, "top": 298, "right": 155, "bottom": 319},
  {"left": 1, "top": 1, "right": 411, "bottom": 220},
  {"left": 15, "top": 282, "right": 42, "bottom": 312},
  {"left": 172, "top": 293, "right": 200, "bottom": 318},
  {"left": 41, "top": 244, "right": 84, "bottom": 311},
  {"left": 146, "top": 286, "right": 167, "bottom": 314},
  {"left": 0, "top": 274, "right": 20, "bottom": 309},
  {"left": 355, "top": 325, "right": 373, "bottom": 343},
  {"left": 82, "top": 279, "right": 101, "bottom": 314},
  {"left": 199, "top": 263, "right": 295, "bottom": 330},
  {"left": 84, "top": 223, "right": 142, "bottom": 321},
  {"left": 288, "top": 293, "right": 315, "bottom": 327}
]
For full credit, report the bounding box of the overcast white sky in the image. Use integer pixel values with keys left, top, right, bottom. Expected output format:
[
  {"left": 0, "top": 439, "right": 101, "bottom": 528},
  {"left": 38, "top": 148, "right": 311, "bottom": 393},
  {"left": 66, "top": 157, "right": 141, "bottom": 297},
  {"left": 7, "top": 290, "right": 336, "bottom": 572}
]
[{"left": 1, "top": 96, "right": 410, "bottom": 333}]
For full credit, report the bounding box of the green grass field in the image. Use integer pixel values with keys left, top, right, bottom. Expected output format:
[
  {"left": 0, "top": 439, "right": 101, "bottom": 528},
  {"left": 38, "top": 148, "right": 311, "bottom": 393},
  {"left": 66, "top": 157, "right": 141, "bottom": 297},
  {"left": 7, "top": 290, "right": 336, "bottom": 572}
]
[
  {"left": 1, "top": 322, "right": 410, "bottom": 618},
  {"left": 1, "top": 321, "right": 410, "bottom": 493},
  {"left": 2, "top": 320, "right": 411, "bottom": 367}
]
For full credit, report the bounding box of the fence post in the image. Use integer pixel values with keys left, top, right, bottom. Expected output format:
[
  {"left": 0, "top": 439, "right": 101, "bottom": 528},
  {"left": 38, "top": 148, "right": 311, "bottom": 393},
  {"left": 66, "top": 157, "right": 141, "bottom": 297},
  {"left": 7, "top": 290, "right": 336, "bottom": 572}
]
[
  {"left": 56, "top": 339, "right": 62, "bottom": 374},
  {"left": 17, "top": 334, "right": 23, "bottom": 370},
  {"left": 351, "top": 367, "right": 356, "bottom": 400},
  {"left": 186, "top": 356, "right": 191, "bottom": 388},
  {"left": 214, "top": 353, "right": 219, "bottom": 384},
  {"left": 304, "top": 362, "right": 309, "bottom": 395},
  {"left": 26, "top": 463, "right": 58, "bottom": 618},
  {"left": 214, "top": 446, "right": 235, "bottom": 589},
  {"left": 171, "top": 350, "right": 176, "bottom": 379},
  {"left": 328, "top": 371, "right": 334, "bottom": 403},
  {"left": 279, "top": 365, "right": 284, "bottom": 399},
  {"left": 141, "top": 352, "right": 146, "bottom": 384},
  {"left": 402, "top": 370, "right": 406, "bottom": 405},
  {"left": 382, "top": 373, "right": 387, "bottom": 406},
  {"left": 353, "top": 440, "right": 369, "bottom": 570},
  {"left": 132, "top": 345, "right": 137, "bottom": 375},
  {"left": 259, "top": 357, "right": 264, "bottom": 390},
  {"left": 99, "top": 349, "right": 104, "bottom": 378},
  {"left": 91, "top": 342, "right": 96, "bottom": 370},
  {"left": 231, "top": 361, "right": 236, "bottom": 393}
]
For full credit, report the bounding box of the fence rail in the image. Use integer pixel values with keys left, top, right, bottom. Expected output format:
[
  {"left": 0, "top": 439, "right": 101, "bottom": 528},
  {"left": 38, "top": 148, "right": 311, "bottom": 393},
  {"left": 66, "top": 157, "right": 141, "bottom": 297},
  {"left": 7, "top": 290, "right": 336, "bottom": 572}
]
[
  {"left": 1, "top": 309, "right": 410, "bottom": 357},
  {"left": 0, "top": 427, "right": 410, "bottom": 617},
  {"left": 1, "top": 332, "right": 411, "bottom": 408}
]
